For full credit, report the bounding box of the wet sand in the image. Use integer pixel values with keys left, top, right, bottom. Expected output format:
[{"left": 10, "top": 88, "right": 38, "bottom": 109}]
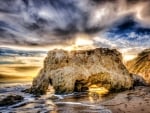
[{"left": 101, "top": 86, "right": 150, "bottom": 113}]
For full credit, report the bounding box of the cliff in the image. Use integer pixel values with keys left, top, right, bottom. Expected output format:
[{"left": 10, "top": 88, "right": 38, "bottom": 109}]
[
  {"left": 126, "top": 49, "right": 150, "bottom": 84},
  {"left": 29, "top": 48, "right": 133, "bottom": 94}
]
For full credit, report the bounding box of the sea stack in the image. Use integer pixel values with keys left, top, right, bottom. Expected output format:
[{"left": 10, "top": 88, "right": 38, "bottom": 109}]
[{"left": 29, "top": 48, "right": 133, "bottom": 94}]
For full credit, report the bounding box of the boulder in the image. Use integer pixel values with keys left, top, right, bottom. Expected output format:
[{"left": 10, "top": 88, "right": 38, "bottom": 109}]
[
  {"left": 0, "top": 95, "right": 24, "bottom": 106},
  {"left": 29, "top": 48, "right": 133, "bottom": 94}
]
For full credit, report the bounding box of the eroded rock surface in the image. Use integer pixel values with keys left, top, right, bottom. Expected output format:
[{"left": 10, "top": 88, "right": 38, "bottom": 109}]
[
  {"left": 29, "top": 48, "right": 133, "bottom": 94},
  {"left": 126, "top": 49, "right": 150, "bottom": 84}
]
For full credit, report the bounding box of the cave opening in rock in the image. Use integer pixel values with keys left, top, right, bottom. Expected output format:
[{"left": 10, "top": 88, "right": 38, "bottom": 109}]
[
  {"left": 49, "top": 78, "right": 52, "bottom": 85},
  {"left": 74, "top": 80, "right": 109, "bottom": 96},
  {"left": 74, "top": 80, "right": 88, "bottom": 92}
]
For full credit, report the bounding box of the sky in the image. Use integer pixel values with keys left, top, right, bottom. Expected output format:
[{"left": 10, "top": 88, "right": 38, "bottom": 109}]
[
  {"left": 0, "top": 0, "right": 150, "bottom": 81},
  {"left": 0, "top": 0, "right": 150, "bottom": 58},
  {"left": 0, "top": 0, "right": 150, "bottom": 59}
]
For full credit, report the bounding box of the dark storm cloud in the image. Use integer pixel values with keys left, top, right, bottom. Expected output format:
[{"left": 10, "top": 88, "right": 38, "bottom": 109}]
[{"left": 0, "top": 0, "right": 150, "bottom": 48}]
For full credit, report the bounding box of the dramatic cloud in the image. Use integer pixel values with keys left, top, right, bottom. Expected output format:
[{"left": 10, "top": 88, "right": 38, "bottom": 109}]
[{"left": 0, "top": 0, "right": 150, "bottom": 50}]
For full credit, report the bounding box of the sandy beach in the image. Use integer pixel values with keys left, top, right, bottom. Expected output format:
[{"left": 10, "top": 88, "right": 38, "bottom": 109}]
[{"left": 101, "top": 86, "right": 150, "bottom": 113}]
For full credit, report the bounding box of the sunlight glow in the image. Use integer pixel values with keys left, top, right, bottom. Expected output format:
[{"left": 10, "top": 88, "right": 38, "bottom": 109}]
[
  {"left": 88, "top": 85, "right": 109, "bottom": 103},
  {"left": 123, "top": 54, "right": 136, "bottom": 62},
  {"left": 75, "top": 37, "right": 93, "bottom": 46},
  {"left": 89, "top": 85, "right": 109, "bottom": 95},
  {"left": 63, "top": 34, "right": 95, "bottom": 51}
]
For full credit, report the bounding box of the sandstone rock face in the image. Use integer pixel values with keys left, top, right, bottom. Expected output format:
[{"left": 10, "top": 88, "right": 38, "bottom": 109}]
[
  {"left": 126, "top": 49, "right": 150, "bottom": 84},
  {"left": 30, "top": 48, "right": 133, "bottom": 94}
]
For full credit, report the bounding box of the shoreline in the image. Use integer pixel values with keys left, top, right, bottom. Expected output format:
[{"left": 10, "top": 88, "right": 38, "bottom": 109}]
[
  {"left": 101, "top": 86, "right": 150, "bottom": 113},
  {"left": 0, "top": 82, "right": 150, "bottom": 113}
]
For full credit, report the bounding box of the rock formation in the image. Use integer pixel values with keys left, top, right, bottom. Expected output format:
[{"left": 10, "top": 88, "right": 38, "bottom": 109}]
[
  {"left": 28, "top": 48, "right": 133, "bottom": 94},
  {"left": 126, "top": 49, "right": 150, "bottom": 84},
  {"left": 131, "top": 74, "right": 147, "bottom": 86},
  {"left": 0, "top": 95, "right": 24, "bottom": 106}
]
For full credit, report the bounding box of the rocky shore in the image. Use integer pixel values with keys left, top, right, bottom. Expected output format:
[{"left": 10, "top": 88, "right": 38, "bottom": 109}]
[
  {"left": 1, "top": 48, "right": 147, "bottom": 113},
  {"left": 28, "top": 48, "right": 134, "bottom": 94},
  {"left": 0, "top": 83, "right": 149, "bottom": 113}
]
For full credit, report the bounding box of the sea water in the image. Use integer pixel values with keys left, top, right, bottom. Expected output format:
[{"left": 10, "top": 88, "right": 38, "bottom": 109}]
[{"left": 0, "top": 82, "right": 112, "bottom": 113}]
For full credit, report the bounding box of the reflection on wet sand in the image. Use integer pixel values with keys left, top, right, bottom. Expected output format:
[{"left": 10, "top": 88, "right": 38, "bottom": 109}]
[{"left": 88, "top": 85, "right": 109, "bottom": 103}]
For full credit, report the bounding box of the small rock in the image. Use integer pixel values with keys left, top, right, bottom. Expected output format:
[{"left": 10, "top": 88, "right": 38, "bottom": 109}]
[
  {"left": 48, "top": 95, "right": 59, "bottom": 100},
  {"left": 0, "top": 95, "right": 24, "bottom": 106}
]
